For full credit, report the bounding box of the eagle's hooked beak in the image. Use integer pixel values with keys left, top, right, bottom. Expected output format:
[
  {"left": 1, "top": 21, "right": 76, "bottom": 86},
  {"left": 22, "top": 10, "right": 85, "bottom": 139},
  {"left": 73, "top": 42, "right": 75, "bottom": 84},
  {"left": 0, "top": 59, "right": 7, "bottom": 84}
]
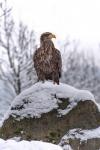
[
  {"left": 48, "top": 34, "right": 56, "bottom": 39},
  {"left": 52, "top": 34, "right": 56, "bottom": 38}
]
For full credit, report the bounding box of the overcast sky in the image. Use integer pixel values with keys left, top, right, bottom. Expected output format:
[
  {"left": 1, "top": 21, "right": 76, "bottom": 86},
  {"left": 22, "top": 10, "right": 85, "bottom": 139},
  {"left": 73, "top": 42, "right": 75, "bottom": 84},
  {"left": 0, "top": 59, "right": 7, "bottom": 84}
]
[
  {"left": 1, "top": 0, "right": 100, "bottom": 57},
  {"left": 8, "top": 0, "right": 100, "bottom": 43}
]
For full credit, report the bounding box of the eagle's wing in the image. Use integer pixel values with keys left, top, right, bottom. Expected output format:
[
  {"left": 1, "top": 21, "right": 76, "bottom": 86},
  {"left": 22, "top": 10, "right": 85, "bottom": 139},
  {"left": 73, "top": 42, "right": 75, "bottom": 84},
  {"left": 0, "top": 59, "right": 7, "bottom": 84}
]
[{"left": 53, "top": 49, "right": 62, "bottom": 78}]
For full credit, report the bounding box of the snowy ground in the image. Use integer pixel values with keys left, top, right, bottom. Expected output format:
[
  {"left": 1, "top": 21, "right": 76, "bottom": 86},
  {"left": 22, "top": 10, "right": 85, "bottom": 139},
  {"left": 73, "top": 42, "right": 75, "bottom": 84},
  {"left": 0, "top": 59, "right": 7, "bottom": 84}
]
[
  {"left": 0, "top": 139, "right": 63, "bottom": 150},
  {"left": 1, "top": 81, "right": 96, "bottom": 122}
]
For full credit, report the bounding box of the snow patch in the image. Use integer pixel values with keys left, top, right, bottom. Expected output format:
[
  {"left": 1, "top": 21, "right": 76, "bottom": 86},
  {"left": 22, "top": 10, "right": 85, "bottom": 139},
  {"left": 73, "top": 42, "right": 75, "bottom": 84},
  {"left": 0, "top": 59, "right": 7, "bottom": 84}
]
[
  {"left": 0, "top": 139, "right": 63, "bottom": 150},
  {"left": 60, "top": 144, "right": 73, "bottom": 150},
  {"left": 3, "top": 81, "right": 96, "bottom": 120},
  {"left": 60, "top": 127, "right": 100, "bottom": 143}
]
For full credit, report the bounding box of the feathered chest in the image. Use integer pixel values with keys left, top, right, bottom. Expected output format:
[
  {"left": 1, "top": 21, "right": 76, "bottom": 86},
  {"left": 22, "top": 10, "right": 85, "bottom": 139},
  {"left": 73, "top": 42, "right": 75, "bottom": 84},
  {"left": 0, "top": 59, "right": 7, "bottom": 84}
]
[
  {"left": 39, "top": 49, "right": 53, "bottom": 63},
  {"left": 37, "top": 40, "right": 55, "bottom": 64}
]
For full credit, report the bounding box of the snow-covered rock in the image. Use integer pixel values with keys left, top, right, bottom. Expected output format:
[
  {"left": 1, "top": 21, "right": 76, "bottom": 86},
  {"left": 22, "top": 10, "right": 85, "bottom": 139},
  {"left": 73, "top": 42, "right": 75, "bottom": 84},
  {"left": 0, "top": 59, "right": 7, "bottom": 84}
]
[
  {"left": 61, "top": 127, "right": 100, "bottom": 142},
  {"left": 59, "top": 127, "right": 100, "bottom": 150},
  {"left": 5, "top": 81, "right": 95, "bottom": 120},
  {"left": 0, "top": 139, "right": 63, "bottom": 150},
  {"left": 0, "top": 81, "right": 100, "bottom": 148}
]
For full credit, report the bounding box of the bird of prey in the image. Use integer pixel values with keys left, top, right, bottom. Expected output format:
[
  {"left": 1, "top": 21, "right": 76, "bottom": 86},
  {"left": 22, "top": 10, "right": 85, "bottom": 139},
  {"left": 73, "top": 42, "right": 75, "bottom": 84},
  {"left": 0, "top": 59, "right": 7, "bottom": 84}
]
[{"left": 33, "top": 32, "right": 62, "bottom": 84}]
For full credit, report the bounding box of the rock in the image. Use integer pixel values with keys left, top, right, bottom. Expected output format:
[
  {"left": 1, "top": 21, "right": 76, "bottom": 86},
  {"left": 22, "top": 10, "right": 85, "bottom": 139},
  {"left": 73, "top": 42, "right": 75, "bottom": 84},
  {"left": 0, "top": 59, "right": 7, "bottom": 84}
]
[
  {"left": 0, "top": 81, "right": 100, "bottom": 148},
  {"left": 68, "top": 138, "right": 100, "bottom": 150},
  {"left": 59, "top": 128, "right": 100, "bottom": 150}
]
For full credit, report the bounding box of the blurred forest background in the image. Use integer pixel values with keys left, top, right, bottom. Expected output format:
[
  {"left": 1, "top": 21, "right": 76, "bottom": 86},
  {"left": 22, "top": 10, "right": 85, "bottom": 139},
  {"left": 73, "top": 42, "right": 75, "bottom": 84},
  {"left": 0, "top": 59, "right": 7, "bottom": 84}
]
[{"left": 0, "top": 0, "right": 100, "bottom": 120}]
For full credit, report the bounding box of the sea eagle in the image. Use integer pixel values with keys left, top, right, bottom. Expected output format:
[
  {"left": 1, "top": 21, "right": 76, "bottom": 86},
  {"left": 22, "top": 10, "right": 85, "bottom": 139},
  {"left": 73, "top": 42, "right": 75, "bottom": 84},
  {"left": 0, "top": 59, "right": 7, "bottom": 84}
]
[{"left": 33, "top": 32, "right": 62, "bottom": 84}]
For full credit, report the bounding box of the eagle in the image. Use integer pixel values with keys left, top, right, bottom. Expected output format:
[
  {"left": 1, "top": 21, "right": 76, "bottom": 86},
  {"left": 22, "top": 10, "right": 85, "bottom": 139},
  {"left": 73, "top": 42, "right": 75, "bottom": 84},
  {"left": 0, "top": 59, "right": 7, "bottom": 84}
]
[{"left": 33, "top": 32, "right": 62, "bottom": 84}]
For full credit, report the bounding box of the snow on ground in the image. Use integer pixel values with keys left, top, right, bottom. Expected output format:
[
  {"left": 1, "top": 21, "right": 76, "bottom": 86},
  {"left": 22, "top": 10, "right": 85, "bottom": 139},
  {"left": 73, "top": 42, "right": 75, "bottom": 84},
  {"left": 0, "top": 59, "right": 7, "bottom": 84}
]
[
  {"left": 59, "top": 127, "right": 100, "bottom": 143},
  {"left": 0, "top": 139, "right": 63, "bottom": 150},
  {"left": 2, "top": 81, "right": 96, "bottom": 121}
]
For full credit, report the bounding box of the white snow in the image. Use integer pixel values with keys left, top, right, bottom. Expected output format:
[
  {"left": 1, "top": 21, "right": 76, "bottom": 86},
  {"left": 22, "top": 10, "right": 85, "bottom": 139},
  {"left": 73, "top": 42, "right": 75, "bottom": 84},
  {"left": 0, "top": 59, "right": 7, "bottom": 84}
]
[
  {"left": 60, "top": 127, "right": 100, "bottom": 143},
  {"left": 2, "top": 81, "right": 96, "bottom": 121},
  {"left": 0, "top": 139, "right": 63, "bottom": 150},
  {"left": 60, "top": 144, "right": 73, "bottom": 150}
]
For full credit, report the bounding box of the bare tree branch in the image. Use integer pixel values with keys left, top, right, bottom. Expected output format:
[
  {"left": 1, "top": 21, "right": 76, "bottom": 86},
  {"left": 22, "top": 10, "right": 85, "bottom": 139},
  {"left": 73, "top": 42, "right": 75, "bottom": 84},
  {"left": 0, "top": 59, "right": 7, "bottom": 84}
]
[{"left": 0, "top": 0, "right": 36, "bottom": 94}]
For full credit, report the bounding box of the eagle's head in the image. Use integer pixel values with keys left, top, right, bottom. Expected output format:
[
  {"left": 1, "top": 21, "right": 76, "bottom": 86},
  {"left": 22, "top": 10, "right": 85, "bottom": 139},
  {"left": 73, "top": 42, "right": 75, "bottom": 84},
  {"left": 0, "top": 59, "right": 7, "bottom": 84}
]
[{"left": 40, "top": 32, "right": 56, "bottom": 42}]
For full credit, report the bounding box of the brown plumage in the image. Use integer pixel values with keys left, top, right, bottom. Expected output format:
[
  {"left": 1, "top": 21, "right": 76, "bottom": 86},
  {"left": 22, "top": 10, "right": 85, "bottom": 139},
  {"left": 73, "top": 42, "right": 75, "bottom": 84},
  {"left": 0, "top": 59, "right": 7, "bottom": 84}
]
[{"left": 33, "top": 32, "right": 62, "bottom": 84}]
